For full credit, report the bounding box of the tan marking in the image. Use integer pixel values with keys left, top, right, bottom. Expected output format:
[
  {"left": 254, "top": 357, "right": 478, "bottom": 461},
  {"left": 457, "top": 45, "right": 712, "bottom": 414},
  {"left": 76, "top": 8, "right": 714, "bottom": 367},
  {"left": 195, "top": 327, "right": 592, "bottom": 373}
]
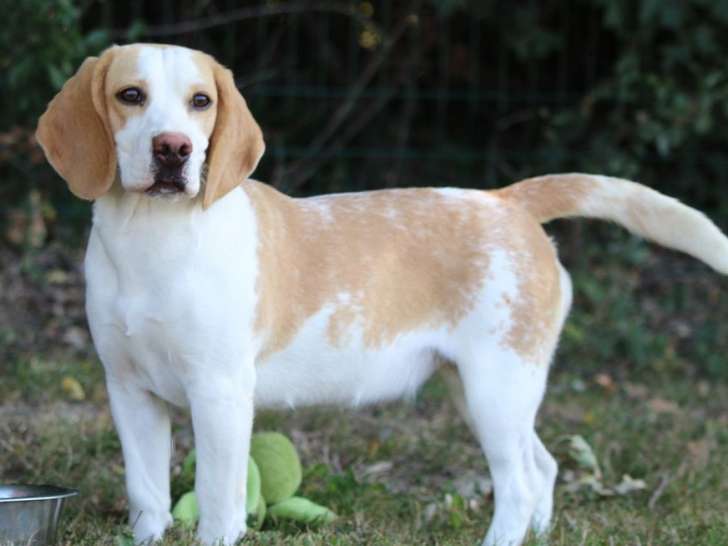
[
  {"left": 247, "top": 182, "right": 564, "bottom": 364},
  {"left": 36, "top": 49, "right": 118, "bottom": 200},
  {"left": 496, "top": 173, "right": 593, "bottom": 224},
  {"left": 203, "top": 61, "right": 264, "bottom": 208},
  {"left": 189, "top": 51, "right": 219, "bottom": 138},
  {"left": 104, "top": 45, "right": 219, "bottom": 137},
  {"left": 104, "top": 46, "right": 143, "bottom": 134},
  {"left": 493, "top": 200, "right": 562, "bottom": 361}
]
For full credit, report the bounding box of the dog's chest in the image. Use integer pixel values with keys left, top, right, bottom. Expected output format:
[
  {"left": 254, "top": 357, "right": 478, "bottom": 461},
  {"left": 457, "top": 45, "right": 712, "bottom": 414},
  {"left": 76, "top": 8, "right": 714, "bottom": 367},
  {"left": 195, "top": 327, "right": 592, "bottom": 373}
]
[{"left": 85, "top": 190, "right": 258, "bottom": 405}]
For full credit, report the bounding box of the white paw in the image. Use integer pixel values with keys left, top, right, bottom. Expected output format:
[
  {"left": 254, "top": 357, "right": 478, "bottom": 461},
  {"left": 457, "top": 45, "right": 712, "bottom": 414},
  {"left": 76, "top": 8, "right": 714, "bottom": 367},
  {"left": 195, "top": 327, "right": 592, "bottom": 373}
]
[
  {"left": 131, "top": 510, "right": 172, "bottom": 544},
  {"left": 197, "top": 521, "right": 246, "bottom": 546}
]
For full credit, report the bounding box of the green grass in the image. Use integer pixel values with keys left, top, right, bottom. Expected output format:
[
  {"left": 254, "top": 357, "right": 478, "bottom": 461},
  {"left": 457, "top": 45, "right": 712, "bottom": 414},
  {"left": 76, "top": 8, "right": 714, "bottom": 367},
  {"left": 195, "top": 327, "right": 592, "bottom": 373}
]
[
  {"left": 2, "top": 368, "right": 727, "bottom": 546},
  {"left": 2, "top": 232, "right": 727, "bottom": 545}
]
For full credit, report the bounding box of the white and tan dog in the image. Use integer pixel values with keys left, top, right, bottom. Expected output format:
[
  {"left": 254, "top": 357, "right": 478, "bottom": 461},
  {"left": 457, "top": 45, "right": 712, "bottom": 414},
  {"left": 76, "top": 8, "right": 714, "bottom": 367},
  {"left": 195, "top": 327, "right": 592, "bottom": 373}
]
[{"left": 36, "top": 44, "right": 728, "bottom": 546}]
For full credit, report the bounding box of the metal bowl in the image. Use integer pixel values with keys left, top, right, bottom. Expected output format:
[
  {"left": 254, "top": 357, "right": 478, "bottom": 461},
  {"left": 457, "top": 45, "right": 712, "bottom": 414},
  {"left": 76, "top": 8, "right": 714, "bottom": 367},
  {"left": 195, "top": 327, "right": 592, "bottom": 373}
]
[{"left": 0, "top": 485, "right": 78, "bottom": 546}]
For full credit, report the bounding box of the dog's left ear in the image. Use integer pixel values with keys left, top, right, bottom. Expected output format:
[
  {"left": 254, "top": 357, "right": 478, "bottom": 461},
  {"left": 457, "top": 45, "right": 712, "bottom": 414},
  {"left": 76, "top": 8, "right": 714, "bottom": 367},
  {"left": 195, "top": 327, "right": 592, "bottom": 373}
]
[{"left": 203, "top": 62, "right": 265, "bottom": 209}]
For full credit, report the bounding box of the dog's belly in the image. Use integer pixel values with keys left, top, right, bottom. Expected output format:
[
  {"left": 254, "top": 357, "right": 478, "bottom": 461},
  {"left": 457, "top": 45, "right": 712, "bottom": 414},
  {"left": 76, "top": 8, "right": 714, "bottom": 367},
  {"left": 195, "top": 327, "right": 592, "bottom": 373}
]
[{"left": 253, "top": 305, "right": 450, "bottom": 409}]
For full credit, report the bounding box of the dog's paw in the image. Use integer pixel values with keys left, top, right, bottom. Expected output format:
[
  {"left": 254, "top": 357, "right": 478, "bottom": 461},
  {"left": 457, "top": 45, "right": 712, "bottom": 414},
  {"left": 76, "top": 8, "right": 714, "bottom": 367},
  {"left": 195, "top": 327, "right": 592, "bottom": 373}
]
[
  {"left": 197, "top": 521, "right": 246, "bottom": 546},
  {"left": 131, "top": 510, "right": 172, "bottom": 544}
]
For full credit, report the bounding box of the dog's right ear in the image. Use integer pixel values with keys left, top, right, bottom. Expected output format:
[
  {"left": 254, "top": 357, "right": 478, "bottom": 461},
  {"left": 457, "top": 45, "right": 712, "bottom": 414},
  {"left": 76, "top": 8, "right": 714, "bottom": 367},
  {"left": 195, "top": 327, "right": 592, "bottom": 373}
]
[{"left": 36, "top": 50, "right": 117, "bottom": 200}]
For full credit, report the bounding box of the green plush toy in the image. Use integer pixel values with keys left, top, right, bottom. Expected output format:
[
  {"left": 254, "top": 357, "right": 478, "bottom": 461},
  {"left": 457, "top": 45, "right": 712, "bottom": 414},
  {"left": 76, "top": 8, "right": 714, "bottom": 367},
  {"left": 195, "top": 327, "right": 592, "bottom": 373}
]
[
  {"left": 246, "top": 456, "right": 262, "bottom": 514},
  {"left": 268, "top": 496, "right": 337, "bottom": 525},
  {"left": 171, "top": 491, "right": 198, "bottom": 526},
  {"left": 250, "top": 432, "right": 302, "bottom": 504},
  {"left": 172, "top": 431, "right": 336, "bottom": 531},
  {"left": 172, "top": 457, "right": 262, "bottom": 527}
]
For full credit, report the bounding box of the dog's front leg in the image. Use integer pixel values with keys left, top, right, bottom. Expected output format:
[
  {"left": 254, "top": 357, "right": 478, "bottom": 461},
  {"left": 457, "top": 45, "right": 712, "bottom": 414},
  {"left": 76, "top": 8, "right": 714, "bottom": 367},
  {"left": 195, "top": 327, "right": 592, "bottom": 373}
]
[
  {"left": 106, "top": 377, "right": 173, "bottom": 544},
  {"left": 189, "top": 369, "right": 254, "bottom": 545}
]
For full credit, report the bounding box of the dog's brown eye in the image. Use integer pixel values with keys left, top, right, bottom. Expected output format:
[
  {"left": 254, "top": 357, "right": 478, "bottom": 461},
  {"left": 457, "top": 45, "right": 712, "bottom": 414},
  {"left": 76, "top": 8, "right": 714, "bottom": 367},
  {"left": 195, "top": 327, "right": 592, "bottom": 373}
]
[
  {"left": 191, "top": 93, "right": 211, "bottom": 110},
  {"left": 117, "top": 87, "right": 145, "bottom": 105}
]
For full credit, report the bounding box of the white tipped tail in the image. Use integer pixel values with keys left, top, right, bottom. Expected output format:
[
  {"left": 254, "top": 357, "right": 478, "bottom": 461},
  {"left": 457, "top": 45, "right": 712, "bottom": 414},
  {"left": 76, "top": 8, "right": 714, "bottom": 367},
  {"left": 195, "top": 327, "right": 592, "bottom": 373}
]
[{"left": 498, "top": 173, "right": 728, "bottom": 275}]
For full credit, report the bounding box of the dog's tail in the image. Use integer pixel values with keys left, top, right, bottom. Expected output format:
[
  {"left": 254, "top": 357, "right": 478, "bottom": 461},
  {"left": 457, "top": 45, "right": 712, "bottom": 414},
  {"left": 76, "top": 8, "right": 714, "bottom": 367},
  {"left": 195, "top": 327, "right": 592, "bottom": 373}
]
[{"left": 496, "top": 173, "right": 728, "bottom": 274}]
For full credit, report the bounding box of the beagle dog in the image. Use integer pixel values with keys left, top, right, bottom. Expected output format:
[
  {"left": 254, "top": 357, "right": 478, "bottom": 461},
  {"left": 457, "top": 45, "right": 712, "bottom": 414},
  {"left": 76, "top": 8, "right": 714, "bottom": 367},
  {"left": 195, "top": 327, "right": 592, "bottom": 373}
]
[{"left": 36, "top": 44, "right": 728, "bottom": 546}]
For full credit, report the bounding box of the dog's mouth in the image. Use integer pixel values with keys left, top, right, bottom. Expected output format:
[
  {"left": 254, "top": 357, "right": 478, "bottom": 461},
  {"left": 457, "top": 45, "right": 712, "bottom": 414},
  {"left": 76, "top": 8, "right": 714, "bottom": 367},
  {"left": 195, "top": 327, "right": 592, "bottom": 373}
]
[{"left": 147, "top": 176, "right": 186, "bottom": 195}]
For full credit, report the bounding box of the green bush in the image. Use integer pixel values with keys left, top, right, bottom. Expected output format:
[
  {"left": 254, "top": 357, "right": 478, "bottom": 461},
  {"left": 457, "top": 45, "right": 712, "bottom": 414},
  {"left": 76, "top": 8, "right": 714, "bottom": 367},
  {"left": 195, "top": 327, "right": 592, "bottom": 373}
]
[{"left": 0, "top": 0, "right": 109, "bottom": 128}]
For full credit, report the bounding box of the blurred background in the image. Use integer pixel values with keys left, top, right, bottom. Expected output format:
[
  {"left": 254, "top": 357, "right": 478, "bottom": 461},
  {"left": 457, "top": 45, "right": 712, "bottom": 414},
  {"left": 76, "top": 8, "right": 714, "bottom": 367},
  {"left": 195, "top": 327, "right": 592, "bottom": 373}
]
[
  {"left": 2, "top": 0, "right": 727, "bottom": 379},
  {"left": 2, "top": 3, "right": 728, "bottom": 544}
]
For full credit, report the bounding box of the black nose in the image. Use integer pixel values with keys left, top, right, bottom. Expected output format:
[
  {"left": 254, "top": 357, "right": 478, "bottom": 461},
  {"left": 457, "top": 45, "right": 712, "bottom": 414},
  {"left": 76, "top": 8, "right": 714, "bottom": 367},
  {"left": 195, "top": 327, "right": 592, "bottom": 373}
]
[{"left": 152, "top": 132, "right": 192, "bottom": 167}]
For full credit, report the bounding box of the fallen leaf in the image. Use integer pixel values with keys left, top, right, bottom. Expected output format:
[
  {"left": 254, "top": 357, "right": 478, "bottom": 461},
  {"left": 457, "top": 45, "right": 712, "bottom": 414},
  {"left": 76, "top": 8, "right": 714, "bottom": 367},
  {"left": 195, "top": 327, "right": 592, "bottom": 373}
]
[
  {"left": 687, "top": 439, "right": 712, "bottom": 470},
  {"left": 451, "top": 472, "right": 493, "bottom": 499},
  {"left": 423, "top": 502, "right": 438, "bottom": 523},
  {"left": 582, "top": 474, "right": 613, "bottom": 496},
  {"left": 647, "top": 398, "right": 681, "bottom": 416},
  {"left": 360, "top": 461, "right": 393, "bottom": 478},
  {"left": 46, "top": 269, "right": 70, "bottom": 284},
  {"left": 62, "top": 326, "right": 88, "bottom": 350},
  {"left": 623, "top": 382, "right": 648, "bottom": 400},
  {"left": 61, "top": 376, "right": 85, "bottom": 401},
  {"left": 594, "top": 373, "right": 616, "bottom": 392},
  {"left": 567, "top": 435, "right": 602, "bottom": 478},
  {"left": 613, "top": 474, "right": 647, "bottom": 495}
]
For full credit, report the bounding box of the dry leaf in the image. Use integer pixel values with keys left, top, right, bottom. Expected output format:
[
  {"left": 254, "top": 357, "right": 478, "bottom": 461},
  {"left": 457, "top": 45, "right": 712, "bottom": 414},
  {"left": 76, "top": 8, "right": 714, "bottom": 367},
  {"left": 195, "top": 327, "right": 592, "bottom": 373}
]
[
  {"left": 613, "top": 474, "right": 647, "bottom": 495},
  {"left": 687, "top": 439, "right": 712, "bottom": 470},
  {"left": 61, "top": 376, "right": 85, "bottom": 401},
  {"left": 452, "top": 472, "right": 493, "bottom": 499},
  {"left": 623, "top": 382, "right": 648, "bottom": 400},
  {"left": 46, "top": 269, "right": 71, "bottom": 284},
  {"left": 594, "top": 373, "right": 616, "bottom": 392},
  {"left": 360, "top": 461, "right": 393, "bottom": 478},
  {"left": 62, "top": 326, "right": 88, "bottom": 350},
  {"left": 567, "top": 435, "right": 602, "bottom": 478},
  {"left": 647, "top": 398, "right": 681, "bottom": 415}
]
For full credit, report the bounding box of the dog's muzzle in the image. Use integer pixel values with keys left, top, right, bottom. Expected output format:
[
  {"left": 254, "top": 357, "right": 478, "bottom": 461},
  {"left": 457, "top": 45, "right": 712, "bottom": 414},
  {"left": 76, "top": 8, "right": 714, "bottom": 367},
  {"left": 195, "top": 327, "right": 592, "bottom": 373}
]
[{"left": 149, "top": 132, "right": 192, "bottom": 195}]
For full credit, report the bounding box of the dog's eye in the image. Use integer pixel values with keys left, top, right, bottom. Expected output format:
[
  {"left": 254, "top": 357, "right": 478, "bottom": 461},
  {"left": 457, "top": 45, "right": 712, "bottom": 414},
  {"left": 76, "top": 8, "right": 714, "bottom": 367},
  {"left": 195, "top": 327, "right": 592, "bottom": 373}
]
[
  {"left": 191, "top": 93, "right": 212, "bottom": 110},
  {"left": 117, "top": 87, "right": 145, "bottom": 105}
]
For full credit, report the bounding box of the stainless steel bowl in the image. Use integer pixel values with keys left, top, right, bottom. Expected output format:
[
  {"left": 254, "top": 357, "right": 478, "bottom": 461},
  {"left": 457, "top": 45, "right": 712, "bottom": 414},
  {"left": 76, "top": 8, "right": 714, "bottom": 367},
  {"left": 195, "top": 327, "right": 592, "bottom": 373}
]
[{"left": 0, "top": 485, "right": 78, "bottom": 546}]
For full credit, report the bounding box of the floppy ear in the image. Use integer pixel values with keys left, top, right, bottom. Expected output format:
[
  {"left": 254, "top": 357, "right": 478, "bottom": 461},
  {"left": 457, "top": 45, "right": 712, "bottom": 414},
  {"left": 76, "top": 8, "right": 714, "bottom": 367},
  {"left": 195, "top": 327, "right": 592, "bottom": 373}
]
[
  {"left": 36, "top": 51, "right": 116, "bottom": 200},
  {"left": 203, "top": 63, "right": 265, "bottom": 209}
]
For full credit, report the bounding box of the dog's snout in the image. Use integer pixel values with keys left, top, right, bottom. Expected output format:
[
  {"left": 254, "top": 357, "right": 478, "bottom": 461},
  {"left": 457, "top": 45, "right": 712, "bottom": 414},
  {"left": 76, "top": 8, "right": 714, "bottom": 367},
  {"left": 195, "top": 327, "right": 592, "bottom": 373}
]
[{"left": 152, "top": 132, "right": 192, "bottom": 167}]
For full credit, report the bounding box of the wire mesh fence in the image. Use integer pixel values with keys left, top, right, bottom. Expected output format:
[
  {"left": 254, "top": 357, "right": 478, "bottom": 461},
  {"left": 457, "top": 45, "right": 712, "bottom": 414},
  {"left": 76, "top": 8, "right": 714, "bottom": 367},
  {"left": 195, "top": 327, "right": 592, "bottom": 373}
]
[{"left": 84, "top": 1, "right": 632, "bottom": 196}]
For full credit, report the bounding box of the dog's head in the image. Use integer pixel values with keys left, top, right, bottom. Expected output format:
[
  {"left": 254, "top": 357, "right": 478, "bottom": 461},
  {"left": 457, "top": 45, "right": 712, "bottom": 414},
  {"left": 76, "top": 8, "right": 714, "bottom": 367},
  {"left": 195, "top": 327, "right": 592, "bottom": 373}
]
[{"left": 36, "top": 44, "right": 264, "bottom": 208}]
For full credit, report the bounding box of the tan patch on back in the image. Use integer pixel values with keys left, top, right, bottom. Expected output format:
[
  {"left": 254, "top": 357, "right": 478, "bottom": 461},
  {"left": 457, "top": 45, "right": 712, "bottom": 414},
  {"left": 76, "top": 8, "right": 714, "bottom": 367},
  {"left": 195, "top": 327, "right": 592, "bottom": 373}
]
[
  {"left": 247, "top": 183, "right": 564, "bottom": 364},
  {"left": 248, "top": 185, "right": 492, "bottom": 360}
]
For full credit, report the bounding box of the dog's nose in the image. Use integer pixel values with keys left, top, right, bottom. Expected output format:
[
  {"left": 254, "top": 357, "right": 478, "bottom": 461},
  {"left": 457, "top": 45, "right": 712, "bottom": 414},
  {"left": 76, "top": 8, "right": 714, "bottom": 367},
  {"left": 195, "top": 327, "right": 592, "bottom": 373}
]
[{"left": 152, "top": 132, "right": 192, "bottom": 167}]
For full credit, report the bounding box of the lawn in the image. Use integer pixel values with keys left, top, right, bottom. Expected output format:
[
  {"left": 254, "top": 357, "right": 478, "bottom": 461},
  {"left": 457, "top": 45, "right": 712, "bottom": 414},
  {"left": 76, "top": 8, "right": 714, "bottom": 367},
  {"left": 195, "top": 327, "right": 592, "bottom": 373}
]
[
  {"left": 1, "top": 232, "right": 727, "bottom": 546},
  {"left": 2, "top": 366, "right": 727, "bottom": 546}
]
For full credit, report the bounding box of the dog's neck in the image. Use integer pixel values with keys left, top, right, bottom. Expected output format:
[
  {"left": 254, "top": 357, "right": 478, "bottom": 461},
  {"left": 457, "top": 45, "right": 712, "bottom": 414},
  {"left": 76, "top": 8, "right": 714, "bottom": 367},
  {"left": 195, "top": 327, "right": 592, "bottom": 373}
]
[
  {"left": 91, "top": 178, "right": 256, "bottom": 251},
  {"left": 89, "top": 179, "right": 258, "bottom": 295}
]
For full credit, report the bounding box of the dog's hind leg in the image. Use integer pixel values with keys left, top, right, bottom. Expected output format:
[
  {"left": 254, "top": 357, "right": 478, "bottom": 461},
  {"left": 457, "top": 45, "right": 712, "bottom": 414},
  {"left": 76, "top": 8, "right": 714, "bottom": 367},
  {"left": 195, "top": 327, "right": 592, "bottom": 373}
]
[
  {"left": 441, "top": 362, "right": 557, "bottom": 541},
  {"left": 455, "top": 346, "right": 550, "bottom": 546},
  {"left": 529, "top": 431, "right": 558, "bottom": 537},
  {"left": 452, "top": 262, "right": 570, "bottom": 545}
]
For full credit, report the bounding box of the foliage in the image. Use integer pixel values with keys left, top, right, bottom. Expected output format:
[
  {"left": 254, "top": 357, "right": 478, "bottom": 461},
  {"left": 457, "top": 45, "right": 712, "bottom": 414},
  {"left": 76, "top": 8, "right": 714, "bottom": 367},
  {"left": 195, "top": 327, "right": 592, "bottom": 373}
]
[
  {"left": 1, "top": 0, "right": 727, "bottom": 378},
  {"left": 537, "top": 0, "right": 728, "bottom": 211},
  {"left": 0, "top": 0, "right": 110, "bottom": 234},
  {"left": 0, "top": 0, "right": 108, "bottom": 128}
]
